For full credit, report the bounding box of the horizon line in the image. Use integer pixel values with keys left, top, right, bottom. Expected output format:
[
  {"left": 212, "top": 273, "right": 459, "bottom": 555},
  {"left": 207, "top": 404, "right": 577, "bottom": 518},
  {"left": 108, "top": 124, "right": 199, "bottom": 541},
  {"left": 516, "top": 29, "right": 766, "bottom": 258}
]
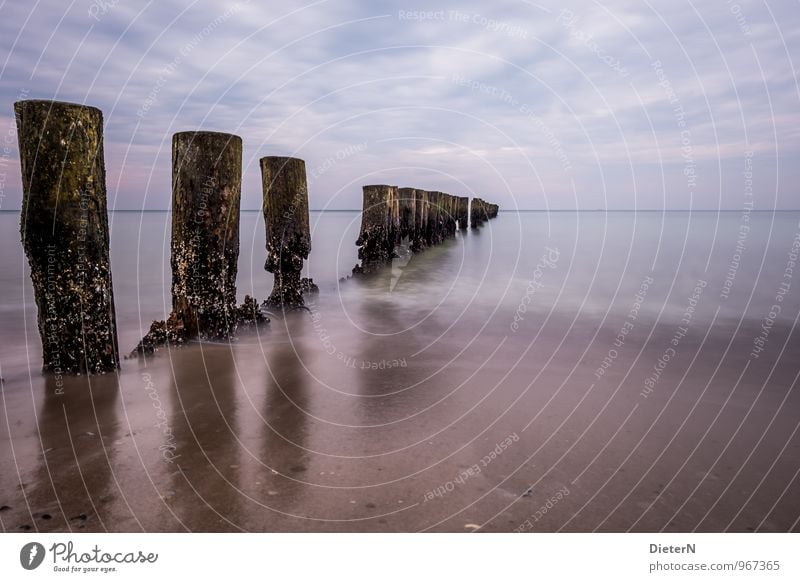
[{"left": 2, "top": 209, "right": 800, "bottom": 213}]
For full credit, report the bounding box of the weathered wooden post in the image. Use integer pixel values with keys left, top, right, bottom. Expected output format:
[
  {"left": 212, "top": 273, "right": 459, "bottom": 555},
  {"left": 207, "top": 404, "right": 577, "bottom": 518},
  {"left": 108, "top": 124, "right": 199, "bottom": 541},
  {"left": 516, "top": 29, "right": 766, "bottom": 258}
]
[
  {"left": 422, "top": 190, "right": 432, "bottom": 246},
  {"left": 398, "top": 187, "right": 416, "bottom": 241},
  {"left": 445, "top": 194, "right": 456, "bottom": 237},
  {"left": 440, "top": 193, "right": 450, "bottom": 238},
  {"left": 171, "top": 131, "right": 241, "bottom": 338},
  {"left": 356, "top": 184, "right": 393, "bottom": 272},
  {"left": 388, "top": 185, "right": 400, "bottom": 255},
  {"left": 437, "top": 192, "right": 448, "bottom": 242},
  {"left": 260, "top": 156, "right": 311, "bottom": 306},
  {"left": 426, "top": 191, "right": 439, "bottom": 246},
  {"left": 412, "top": 189, "right": 428, "bottom": 251},
  {"left": 435, "top": 191, "right": 444, "bottom": 243},
  {"left": 445, "top": 194, "right": 452, "bottom": 236},
  {"left": 16, "top": 99, "right": 119, "bottom": 375},
  {"left": 442, "top": 192, "right": 451, "bottom": 240},
  {"left": 470, "top": 197, "right": 486, "bottom": 228},
  {"left": 457, "top": 196, "right": 469, "bottom": 230}
]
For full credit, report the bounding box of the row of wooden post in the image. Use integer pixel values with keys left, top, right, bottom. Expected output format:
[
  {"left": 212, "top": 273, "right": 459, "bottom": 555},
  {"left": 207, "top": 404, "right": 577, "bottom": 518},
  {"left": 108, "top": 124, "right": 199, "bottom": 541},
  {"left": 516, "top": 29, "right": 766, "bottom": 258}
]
[
  {"left": 469, "top": 197, "right": 499, "bottom": 228},
  {"left": 355, "top": 186, "right": 499, "bottom": 273},
  {"left": 15, "top": 100, "right": 500, "bottom": 376},
  {"left": 15, "top": 100, "right": 312, "bottom": 374}
]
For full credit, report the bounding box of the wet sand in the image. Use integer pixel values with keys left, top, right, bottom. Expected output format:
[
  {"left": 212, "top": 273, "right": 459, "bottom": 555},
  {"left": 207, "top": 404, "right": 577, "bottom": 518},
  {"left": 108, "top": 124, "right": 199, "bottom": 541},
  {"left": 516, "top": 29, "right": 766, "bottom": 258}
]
[{"left": 1, "top": 211, "right": 799, "bottom": 532}]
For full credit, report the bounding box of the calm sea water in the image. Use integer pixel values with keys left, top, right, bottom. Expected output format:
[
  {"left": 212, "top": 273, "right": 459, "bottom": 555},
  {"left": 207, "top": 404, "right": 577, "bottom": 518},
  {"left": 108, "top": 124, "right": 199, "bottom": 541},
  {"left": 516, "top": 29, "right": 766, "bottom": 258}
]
[
  {"left": 2, "top": 210, "right": 797, "bottom": 368},
  {"left": 1, "top": 210, "right": 798, "bottom": 532}
]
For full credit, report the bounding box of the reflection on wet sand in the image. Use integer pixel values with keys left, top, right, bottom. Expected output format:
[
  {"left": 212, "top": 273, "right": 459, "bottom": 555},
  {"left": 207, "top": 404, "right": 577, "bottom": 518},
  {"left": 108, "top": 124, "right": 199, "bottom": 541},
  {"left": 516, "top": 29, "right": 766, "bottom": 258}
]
[
  {"left": 351, "top": 292, "right": 433, "bottom": 528},
  {"left": 17, "top": 374, "right": 121, "bottom": 532},
  {"left": 257, "top": 324, "right": 313, "bottom": 519},
  {"left": 166, "top": 344, "right": 242, "bottom": 531}
]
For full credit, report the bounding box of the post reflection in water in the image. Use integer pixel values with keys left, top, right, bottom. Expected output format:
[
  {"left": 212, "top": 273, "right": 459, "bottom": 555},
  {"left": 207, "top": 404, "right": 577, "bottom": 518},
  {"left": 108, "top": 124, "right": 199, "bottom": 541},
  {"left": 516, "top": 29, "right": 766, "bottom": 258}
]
[
  {"left": 167, "top": 344, "right": 241, "bottom": 531},
  {"left": 257, "top": 314, "right": 314, "bottom": 518},
  {"left": 350, "top": 278, "right": 446, "bottom": 528},
  {"left": 24, "top": 374, "right": 121, "bottom": 532}
]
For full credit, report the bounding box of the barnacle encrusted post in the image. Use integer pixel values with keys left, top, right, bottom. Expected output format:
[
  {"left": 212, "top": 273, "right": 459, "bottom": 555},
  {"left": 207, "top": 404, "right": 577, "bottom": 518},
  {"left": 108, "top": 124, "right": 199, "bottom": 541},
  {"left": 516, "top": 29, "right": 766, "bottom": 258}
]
[
  {"left": 470, "top": 197, "right": 487, "bottom": 228},
  {"left": 420, "top": 189, "right": 433, "bottom": 247},
  {"left": 15, "top": 99, "right": 119, "bottom": 375},
  {"left": 441, "top": 193, "right": 450, "bottom": 237},
  {"left": 355, "top": 184, "right": 393, "bottom": 273},
  {"left": 445, "top": 194, "right": 457, "bottom": 237},
  {"left": 444, "top": 193, "right": 452, "bottom": 238},
  {"left": 260, "top": 156, "right": 311, "bottom": 307},
  {"left": 428, "top": 191, "right": 442, "bottom": 246},
  {"left": 457, "top": 196, "right": 469, "bottom": 230},
  {"left": 387, "top": 185, "right": 400, "bottom": 256},
  {"left": 412, "top": 188, "right": 428, "bottom": 251},
  {"left": 398, "top": 187, "right": 416, "bottom": 241},
  {"left": 438, "top": 192, "right": 448, "bottom": 241},
  {"left": 171, "top": 131, "right": 242, "bottom": 338}
]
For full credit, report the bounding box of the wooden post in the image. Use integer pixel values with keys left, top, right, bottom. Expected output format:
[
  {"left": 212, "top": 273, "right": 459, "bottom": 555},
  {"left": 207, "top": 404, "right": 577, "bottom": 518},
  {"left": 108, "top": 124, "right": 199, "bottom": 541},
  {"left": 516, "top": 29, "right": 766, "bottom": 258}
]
[
  {"left": 470, "top": 197, "right": 487, "bottom": 228},
  {"left": 440, "top": 193, "right": 450, "bottom": 238},
  {"left": 388, "top": 185, "right": 400, "bottom": 255},
  {"left": 457, "top": 196, "right": 469, "bottom": 230},
  {"left": 412, "top": 189, "right": 428, "bottom": 251},
  {"left": 356, "top": 184, "right": 393, "bottom": 272},
  {"left": 15, "top": 99, "right": 119, "bottom": 375},
  {"left": 436, "top": 192, "right": 448, "bottom": 242},
  {"left": 398, "top": 187, "right": 416, "bottom": 241},
  {"left": 423, "top": 190, "right": 433, "bottom": 246},
  {"left": 440, "top": 192, "right": 447, "bottom": 241},
  {"left": 260, "top": 156, "right": 311, "bottom": 307},
  {"left": 445, "top": 194, "right": 456, "bottom": 237},
  {"left": 171, "top": 131, "right": 241, "bottom": 338},
  {"left": 427, "top": 191, "right": 440, "bottom": 246}
]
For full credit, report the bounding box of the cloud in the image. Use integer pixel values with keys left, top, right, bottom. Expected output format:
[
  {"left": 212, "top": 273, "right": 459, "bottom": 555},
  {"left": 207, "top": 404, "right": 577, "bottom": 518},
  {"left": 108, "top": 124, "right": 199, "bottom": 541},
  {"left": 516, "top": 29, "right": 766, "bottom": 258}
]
[{"left": 1, "top": 0, "right": 797, "bottom": 210}]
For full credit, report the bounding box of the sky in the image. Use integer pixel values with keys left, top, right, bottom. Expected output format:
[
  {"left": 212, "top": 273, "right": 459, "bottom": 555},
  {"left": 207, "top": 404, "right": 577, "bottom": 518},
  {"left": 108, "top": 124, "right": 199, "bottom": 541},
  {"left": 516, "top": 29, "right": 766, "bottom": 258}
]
[{"left": 0, "top": 0, "right": 797, "bottom": 210}]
